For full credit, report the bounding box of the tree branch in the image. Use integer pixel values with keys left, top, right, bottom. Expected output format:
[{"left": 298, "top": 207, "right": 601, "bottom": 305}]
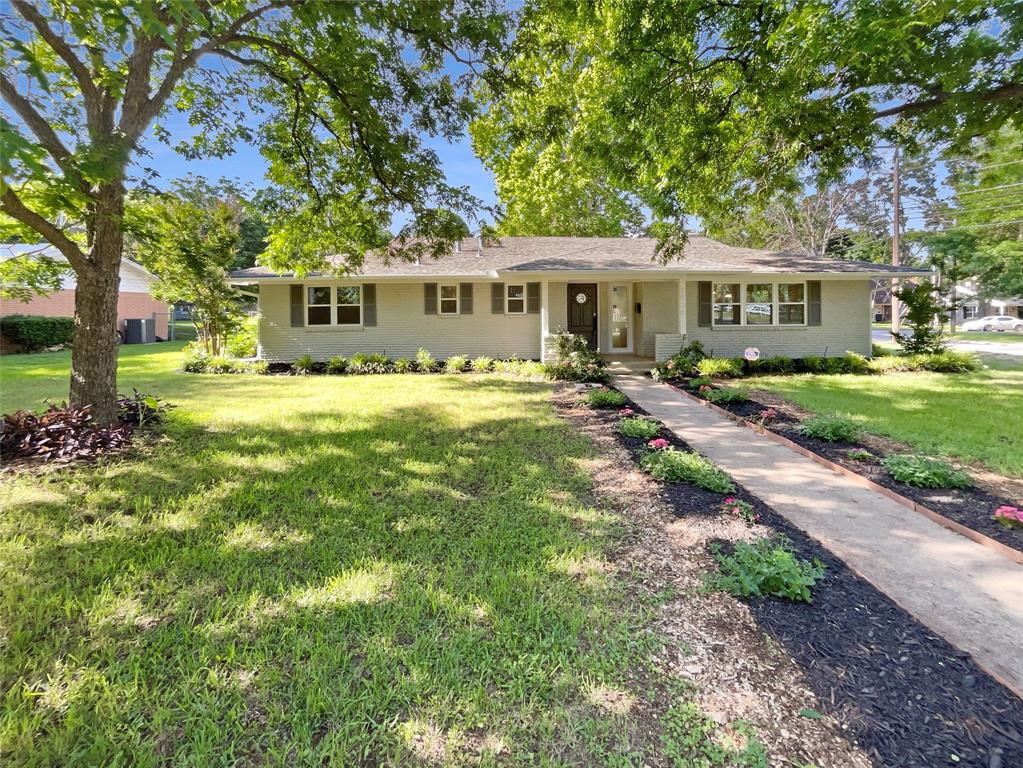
[
  {"left": 11, "top": 0, "right": 100, "bottom": 106},
  {"left": 874, "top": 82, "right": 1022, "bottom": 119},
  {"left": 0, "top": 73, "right": 73, "bottom": 168},
  {"left": 1, "top": 188, "right": 91, "bottom": 274}
]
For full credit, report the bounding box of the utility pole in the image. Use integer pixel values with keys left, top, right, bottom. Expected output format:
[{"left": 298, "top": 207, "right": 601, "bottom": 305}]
[{"left": 891, "top": 146, "right": 901, "bottom": 337}]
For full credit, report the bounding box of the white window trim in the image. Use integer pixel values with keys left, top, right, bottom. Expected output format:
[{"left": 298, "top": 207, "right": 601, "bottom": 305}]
[
  {"left": 506, "top": 283, "right": 526, "bottom": 315},
  {"left": 711, "top": 280, "right": 807, "bottom": 328},
  {"left": 439, "top": 283, "right": 460, "bottom": 316},
  {"left": 305, "top": 284, "right": 363, "bottom": 327}
]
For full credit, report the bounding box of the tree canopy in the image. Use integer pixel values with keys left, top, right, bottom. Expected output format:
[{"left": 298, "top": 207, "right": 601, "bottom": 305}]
[{"left": 477, "top": 0, "right": 1022, "bottom": 259}]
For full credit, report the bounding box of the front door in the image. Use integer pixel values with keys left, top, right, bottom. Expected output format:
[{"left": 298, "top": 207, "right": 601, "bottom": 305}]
[{"left": 567, "top": 283, "right": 598, "bottom": 350}]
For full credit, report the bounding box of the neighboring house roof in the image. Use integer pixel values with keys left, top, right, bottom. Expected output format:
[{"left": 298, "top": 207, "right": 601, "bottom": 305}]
[
  {"left": 230, "top": 235, "right": 929, "bottom": 280},
  {"left": 1, "top": 243, "right": 158, "bottom": 289}
]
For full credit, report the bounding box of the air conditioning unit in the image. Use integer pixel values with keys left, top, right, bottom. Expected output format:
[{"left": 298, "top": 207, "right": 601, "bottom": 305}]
[{"left": 124, "top": 318, "right": 155, "bottom": 344}]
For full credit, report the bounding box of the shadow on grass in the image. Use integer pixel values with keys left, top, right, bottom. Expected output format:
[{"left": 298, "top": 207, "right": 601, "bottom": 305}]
[{"left": 1, "top": 378, "right": 651, "bottom": 765}]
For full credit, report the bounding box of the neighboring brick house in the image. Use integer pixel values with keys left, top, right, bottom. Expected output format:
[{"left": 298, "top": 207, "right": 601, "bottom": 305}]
[{"left": 1, "top": 244, "right": 168, "bottom": 343}]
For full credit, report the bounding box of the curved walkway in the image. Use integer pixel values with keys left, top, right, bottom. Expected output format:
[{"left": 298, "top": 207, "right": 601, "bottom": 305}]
[{"left": 613, "top": 371, "right": 1023, "bottom": 697}]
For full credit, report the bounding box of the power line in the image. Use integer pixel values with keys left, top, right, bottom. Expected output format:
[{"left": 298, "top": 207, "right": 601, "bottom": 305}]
[
  {"left": 925, "top": 218, "right": 1023, "bottom": 232},
  {"left": 902, "top": 201, "right": 1023, "bottom": 216},
  {"left": 957, "top": 181, "right": 1023, "bottom": 196}
]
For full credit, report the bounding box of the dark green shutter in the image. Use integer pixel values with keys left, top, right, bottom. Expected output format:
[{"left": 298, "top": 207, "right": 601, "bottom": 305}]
[
  {"left": 491, "top": 283, "right": 504, "bottom": 314},
  {"left": 697, "top": 281, "right": 712, "bottom": 327},
  {"left": 459, "top": 283, "right": 473, "bottom": 314},
  {"left": 424, "top": 283, "right": 437, "bottom": 314},
  {"left": 290, "top": 284, "right": 304, "bottom": 327},
  {"left": 526, "top": 282, "right": 541, "bottom": 314},
  {"left": 807, "top": 280, "right": 822, "bottom": 326},
  {"left": 362, "top": 284, "right": 377, "bottom": 326}
]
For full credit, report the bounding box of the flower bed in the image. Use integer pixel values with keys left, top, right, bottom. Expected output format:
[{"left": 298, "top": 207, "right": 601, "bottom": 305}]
[
  {"left": 668, "top": 377, "right": 1023, "bottom": 555},
  {"left": 573, "top": 390, "right": 1023, "bottom": 766}
]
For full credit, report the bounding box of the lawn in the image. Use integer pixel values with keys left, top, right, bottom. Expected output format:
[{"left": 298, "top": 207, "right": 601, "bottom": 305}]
[
  {"left": 950, "top": 331, "right": 1023, "bottom": 343},
  {"left": 0, "top": 345, "right": 753, "bottom": 765},
  {"left": 751, "top": 363, "right": 1023, "bottom": 478}
]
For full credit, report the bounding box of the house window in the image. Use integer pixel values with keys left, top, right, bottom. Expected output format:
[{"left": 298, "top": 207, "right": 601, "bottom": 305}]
[
  {"left": 506, "top": 284, "right": 525, "bottom": 314},
  {"left": 712, "top": 283, "right": 741, "bottom": 325},
  {"left": 745, "top": 283, "right": 773, "bottom": 325},
  {"left": 439, "top": 284, "right": 459, "bottom": 315},
  {"left": 712, "top": 281, "right": 806, "bottom": 326},
  {"left": 777, "top": 283, "right": 806, "bottom": 325},
  {"left": 963, "top": 305, "right": 979, "bottom": 319},
  {"left": 307, "top": 286, "right": 332, "bottom": 326},
  {"left": 336, "top": 286, "right": 362, "bottom": 326}
]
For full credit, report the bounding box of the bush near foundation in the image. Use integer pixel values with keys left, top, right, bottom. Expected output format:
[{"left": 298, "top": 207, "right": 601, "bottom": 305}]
[{"left": 0, "top": 315, "right": 74, "bottom": 351}]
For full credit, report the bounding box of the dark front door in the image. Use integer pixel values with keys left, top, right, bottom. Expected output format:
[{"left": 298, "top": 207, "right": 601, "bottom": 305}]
[{"left": 567, "top": 283, "right": 598, "bottom": 350}]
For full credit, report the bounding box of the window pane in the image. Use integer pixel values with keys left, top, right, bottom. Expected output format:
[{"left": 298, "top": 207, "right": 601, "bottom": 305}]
[
  {"left": 713, "top": 304, "right": 740, "bottom": 325},
  {"left": 778, "top": 283, "right": 804, "bottom": 303},
  {"left": 336, "top": 305, "right": 360, "bottom": 325},
  {"left": 308, "top": 306, "right": 331, "bottom": 325},
  {"left": 308, "top": 286, "right": 331, "bottom": 305},
  {"left": 507, "top": 284, "right": 524, "bottom": 299},
  {"left": 713, "top": 283, "right": 739, "bottom": 304},
  {"left": 778, "top": 304, "right": 805, "bottom": 324},
  {"left": 337, "top": 286, "right": 360, "bottom": 305},
  {"left": 440, "top": 285, "right": 458, "bottom": 299},
  {"left": 507, "top": 298, "right": 525, "bottom": 313},
  {"left": 745, "top": 283, "right": 772, "bottom": 303},
  {"left": 440, "top": 298, "right": 458, "bottom": 314},
  {"left": 745, "top": 303, "right": 772, "bottom": 325}
]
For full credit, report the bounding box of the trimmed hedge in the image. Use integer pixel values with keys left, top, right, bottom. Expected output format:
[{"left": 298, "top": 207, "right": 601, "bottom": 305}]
[{"left": 0, "top": 315, "right": 74, "bottom": 351}]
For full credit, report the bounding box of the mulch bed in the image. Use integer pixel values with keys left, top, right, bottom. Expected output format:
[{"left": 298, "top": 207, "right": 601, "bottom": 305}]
[
  {"left": 665, "top": 376, "right": 1023, "bottom": 555},
  {"left": 587, "top": 392, "right": 1023, "bottom": 768}
]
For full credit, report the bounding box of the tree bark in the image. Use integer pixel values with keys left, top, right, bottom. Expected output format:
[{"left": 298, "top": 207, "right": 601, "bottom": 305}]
[{"left": 70, "top": 184, "right": 125, "bottom": 425}]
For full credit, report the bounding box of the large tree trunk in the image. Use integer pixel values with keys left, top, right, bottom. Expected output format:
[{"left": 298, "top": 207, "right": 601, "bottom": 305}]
[{"left": 70, "top": 184, "right": 125, "bottom": 425}]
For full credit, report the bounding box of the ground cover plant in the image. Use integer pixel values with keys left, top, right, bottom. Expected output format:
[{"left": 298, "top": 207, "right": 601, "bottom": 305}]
[
  {"left": 640, "top": 448, "right": 735, "bottom": 493},
  {"left": 0, "top": 343, "right": 740, "bottom": 765},
  {"left": 616, "top": 416, "right": 661, "bottom": 440},
  {"left": 797, "top": 414, "right": 862, "bottom": 443},
  {"left": 700, "top": 387, "right": 749, "bottom": 405},
  {"left": 708, "top": 538, "right": 826, "bottom": 604},
  {"left": 881, "top": 454, "right": 972, "bottom": 489},
  {"left": 585, "top": 388, "right": 627, "bottom": 408}
]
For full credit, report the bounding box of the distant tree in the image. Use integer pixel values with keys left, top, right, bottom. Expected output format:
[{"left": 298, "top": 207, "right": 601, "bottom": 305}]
[{"left": 893, "top": 281, "right": 947, "bottom": 354}]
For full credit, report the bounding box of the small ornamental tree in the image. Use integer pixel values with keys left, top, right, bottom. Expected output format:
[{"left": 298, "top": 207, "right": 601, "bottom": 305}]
[
  {"left": 893, "top": 281, "right": 946, "bottom": 354},
  {"left": 0, "top": 1, "right": 508, "bottom": 422}
]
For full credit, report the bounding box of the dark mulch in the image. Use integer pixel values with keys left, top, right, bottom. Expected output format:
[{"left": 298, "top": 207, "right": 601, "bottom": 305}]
[
  {"left": 665, "top": 377, "right": 1023, "bottom": 555},
  {"left": 589, "top": 394, "right": 1023, "bottom": 768}
]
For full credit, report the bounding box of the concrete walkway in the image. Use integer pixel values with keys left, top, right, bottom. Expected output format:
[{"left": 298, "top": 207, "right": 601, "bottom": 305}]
[{"left": 613, "top": 371, "right": 1023, "bottom": 697}]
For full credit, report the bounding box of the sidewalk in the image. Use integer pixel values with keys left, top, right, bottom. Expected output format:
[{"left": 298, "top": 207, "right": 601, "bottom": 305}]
[{"left": 613, "top": 371, "right": 1023, "bottom": 696}]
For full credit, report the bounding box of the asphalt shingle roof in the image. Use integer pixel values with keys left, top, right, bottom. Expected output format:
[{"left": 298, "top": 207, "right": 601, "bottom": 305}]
[{"left": 229, "top": 236, "right": 927, "bottom": 279}]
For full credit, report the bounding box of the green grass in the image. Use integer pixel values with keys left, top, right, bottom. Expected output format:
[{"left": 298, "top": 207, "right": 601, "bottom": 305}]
[
  {"left": 753, "top": 364, "right": 1023, "bottom": 478},
  {"left": 0, "top": 345, "right": 757, "bottom": 764},
  {"left": 949, "top": 331, "right": 1023, "bottom": 343}
]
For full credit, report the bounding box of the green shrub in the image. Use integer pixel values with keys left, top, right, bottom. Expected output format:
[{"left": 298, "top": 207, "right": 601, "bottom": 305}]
[
  {"left": 799, "top": 355, "right": 827, "bottom": 373},
  {"left": 224, "top": 317, "right": 257, "bottom": 358},
  {"left": 640, "top": 448, "right": 735, "bottom": 493},
  {"left": 882, "top": 454, "right": 971, "bottom": 488},
  {"left": 245, "top": 360, "right": 269, "bottom": 375},
  {"left": 444, "top": 354, "right": 470, "bottom": 373},
  {"left": 544, "top": 332, "right": 608, "bottom": 382},
  {"left": 867, "top": 355, "right": 917, "bottom": 374},
  {"left": 470, "top": 356, "right": 494, "bottom": 373},
  {"left": 689, "top": 376, "right": 714, "bottom": 389},
  {"left": 696, "top": 357, "right": 744, "bottom": 378},
  {"left": 349, "top": 352, "right": 391, "bottom": 374},
  {"left": 392, "top": 358, "right": 414, "bottom": 374},
  {"left": 823, "top": 352, "right": 870, "bottom": 375},
  {"left": 292, "top": 354, "right": 315, "bottom": 374},
  {"left": 702, "top": 387, "right": 749, "bottom": 405},
  {"left": 182, "top": 346, "right": 267, "bottom": 374},
  {"left": 415, "top": 348, "right": 437, "bottom": 372},
  {"left": 585, "top": 388, "right": 627, "bottom": 408},
  {"left": 709, "top": 537, "right": 825, "bottom": 603},
  {"left": 914, "top": 350, "right": 979, "bottom": 373},
  {"left": 617, "top": 417, "right": 662, "bottom": 440},
  {"left": 0, "top": 315, "right": 75, "bottom": 351},
  {"left": 750, "top": 355, "right": 794, "bottom": 375},
  {"left": 653, "top": 340, "right": 707, "bottom": 379},
  {"left": 797, "top": 414, "right": 861, "bottom": 442},
  {"left": 494, "top": 358, "right": 545, "bottom": 378},
  {"left": 182, "top": 343, "right": 209, "bottom": 373},
  {"left": 325, "top": 355, "right": 348, "bottom": 374}
]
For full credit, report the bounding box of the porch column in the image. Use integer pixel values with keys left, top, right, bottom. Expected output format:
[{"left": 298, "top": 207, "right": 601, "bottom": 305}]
[
  {"left": 678, "top": 278, "right": 687, "bottom": 337},
  {"left": 540, "top": 279, "right": 550, "bottom": 362}
]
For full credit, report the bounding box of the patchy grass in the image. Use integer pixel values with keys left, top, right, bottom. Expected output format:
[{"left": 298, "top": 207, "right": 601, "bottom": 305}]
[
  {"left": 949, "top": 331, "right": 1023, "bottom": 344},
  {"left": 753, "top": 365, "right": 1023, "bottom": 478},
  {"left": 0, "top": 345, "right": 750, "bottom": 764}
]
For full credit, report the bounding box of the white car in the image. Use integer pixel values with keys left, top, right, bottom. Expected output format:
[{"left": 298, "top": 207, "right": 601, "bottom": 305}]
[{"left": 961, "top": 315, "right": 1023, "bottom": 332}]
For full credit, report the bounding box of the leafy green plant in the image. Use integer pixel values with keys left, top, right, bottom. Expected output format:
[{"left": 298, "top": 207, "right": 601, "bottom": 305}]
[
  {"left": 867, "top": 355, "right": 917, "bottom": 374},
  {"left": 661, "top": 700, "right": 768, "bottom": 767},
  {"left": 640, "top": 448, "right": 735, "bottom": 493},
  {"left": 847, "top": 448, "right": 875, "bottom": 462},
  {"left": 689, "top": 376, "right": 714, "bottom": 389},
  {"left": 702, "top": 387, "right": 749, "bottom": 405},
  {"left": 0, "top": 315, "right": 75, "bottom": 352},
  {"left": 823, "top": 352, "right": 870, "bottom": 375},
  {"left": 914, "top": 350, "right": 979, "bottom": 373},
  {"left": 291, "top": 354, "right": 315, "bottom": 375},
  {"left": 392, "top": 358, "right": 414, "bottom": 374},
  {"left": 799, "top": 355, "right": 827, "bottom": 373},
  {"left": 493, "top": 358, "right": 545, "bottom": 378},
  {"left": 894, "top": 281, "right": 947, "bottom": 354},
  {"left": 585, "top": 388, "right": 627, "bottom": 408},
  {"left": 750, "top": 355, "right": 794, "bottom": 375},
  {"left": 415, "top": 348, "right": 437, "bottom": 373},
  {"left": 349, "top": 352, "right": 391, "bottom": 374},
  {"left": 797, "top": 414, "right": 861, "bottom": 442},
  {"left": 544, "top": 332, "right": 608, "bottom": 382},
  {"left": 696, "top": 357, "right": 745, "bottom": 378},
  {"left": 325, "top": 355, "right": 348, "bottom": 375},
  {"left": 653, "top": 340, "right": 707, "bottom": 379},
  {"left": 708, "top": 537, "right": 825, "bottom": 603},
  {"left": 471, "top": 356, "right": 494, "bottom": 373},
  {"left": 882, "top": 454, "right": 971, "bottom": 488},
  {"left": 617, "top": 417, "right": 661, "bottom": 440},
  {"left": 224, "top": 318, "right": 257, "bottom": 358},
  {"left": 444, "top": 354, "right": 470, "bottom": 373}
]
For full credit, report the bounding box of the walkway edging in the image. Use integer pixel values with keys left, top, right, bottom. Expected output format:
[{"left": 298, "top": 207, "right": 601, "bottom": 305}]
[{"left": 670, "top": 383, "right": 1023, "bottom": 567}]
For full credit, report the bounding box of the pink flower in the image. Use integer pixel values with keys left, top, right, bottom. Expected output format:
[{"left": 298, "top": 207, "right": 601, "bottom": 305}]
[
  {"left": 760, "top": 408, "right": 778, "bottom": 421},
  {"left": 993, "top": 505, "right": 1023, "bottom": 529},
  {"left": 723, "top": 497, "right": 735, "bottom": 504},
  {"left": 648, "top": 438, "right": 670, "bottom": 450},
  {"left": 619, "top": 407, "right": 635, "bottom": 417}
]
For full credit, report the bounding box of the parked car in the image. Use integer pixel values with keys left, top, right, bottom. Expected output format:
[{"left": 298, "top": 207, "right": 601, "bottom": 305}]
[{"left": 961, "top": 315, "right": 1023, "bottom": 332}]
